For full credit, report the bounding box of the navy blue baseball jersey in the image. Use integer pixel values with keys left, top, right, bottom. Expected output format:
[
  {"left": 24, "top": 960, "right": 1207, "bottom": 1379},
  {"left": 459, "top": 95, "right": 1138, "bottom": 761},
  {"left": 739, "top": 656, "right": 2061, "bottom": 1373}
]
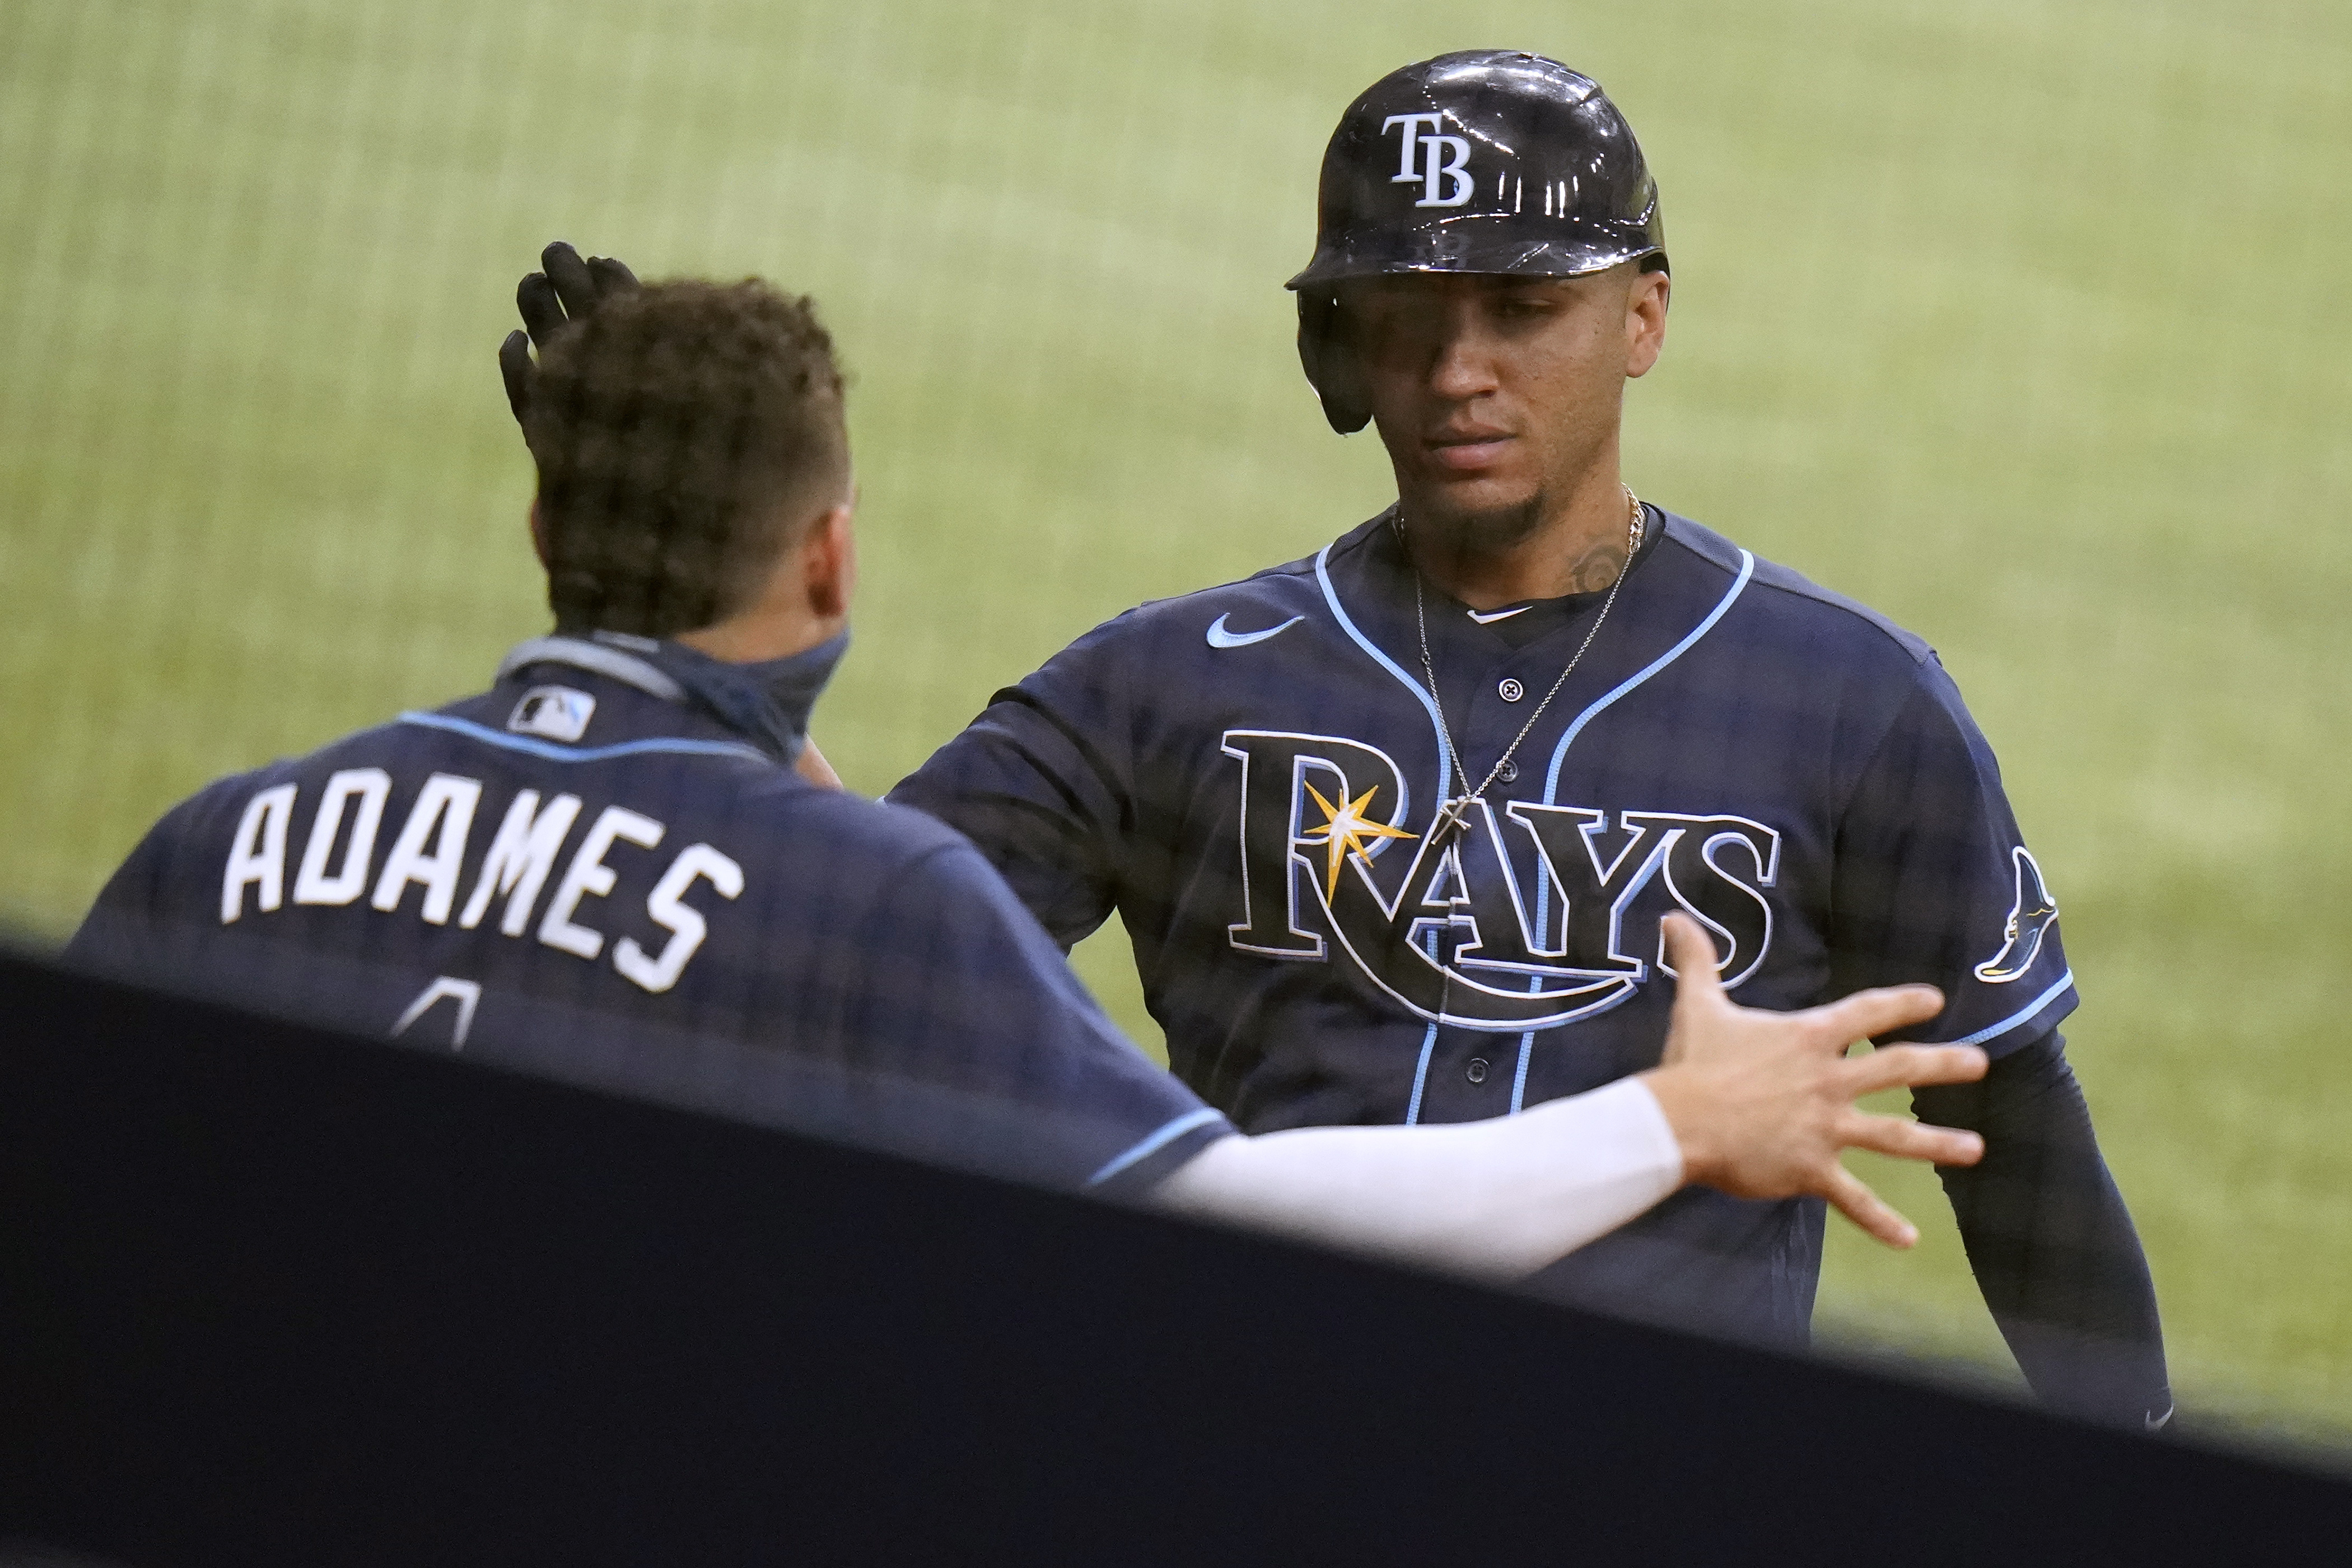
[
  {"left": 69, "top": 638, "right": 1231, "bottom": 1197},
  {"left": 893, "top": 507, "right": 2076, "bottom": 1342}
]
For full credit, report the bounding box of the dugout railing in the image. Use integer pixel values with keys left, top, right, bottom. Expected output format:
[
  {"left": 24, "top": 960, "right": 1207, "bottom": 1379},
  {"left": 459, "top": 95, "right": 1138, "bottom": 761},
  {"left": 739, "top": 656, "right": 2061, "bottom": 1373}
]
[{"left": 0, "top": 953, "right": 2342, "bottom": 1565}]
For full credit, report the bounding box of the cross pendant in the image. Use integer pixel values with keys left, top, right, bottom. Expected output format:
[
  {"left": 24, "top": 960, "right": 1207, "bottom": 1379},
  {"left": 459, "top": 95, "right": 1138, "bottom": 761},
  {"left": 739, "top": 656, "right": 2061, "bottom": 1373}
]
[{"left": 1429, "top": 796, "right": 1478, "bottom": 846}]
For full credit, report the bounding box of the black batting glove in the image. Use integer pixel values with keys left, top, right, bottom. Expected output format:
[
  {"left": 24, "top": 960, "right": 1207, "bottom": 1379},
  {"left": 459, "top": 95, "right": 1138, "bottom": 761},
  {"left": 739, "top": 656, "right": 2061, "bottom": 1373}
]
[{"left": 498, "top": 241, "right": 641, "bottom": 425}]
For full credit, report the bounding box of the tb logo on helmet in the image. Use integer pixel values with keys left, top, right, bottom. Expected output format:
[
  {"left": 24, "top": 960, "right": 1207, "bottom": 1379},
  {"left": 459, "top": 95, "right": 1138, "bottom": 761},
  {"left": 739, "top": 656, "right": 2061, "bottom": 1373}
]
[
  {"left": 1290, "top": 54, "right": 1670, "bottom": 435},
  {"left": 1382, "top": 113, "right": 1475, "bottom": 208}
]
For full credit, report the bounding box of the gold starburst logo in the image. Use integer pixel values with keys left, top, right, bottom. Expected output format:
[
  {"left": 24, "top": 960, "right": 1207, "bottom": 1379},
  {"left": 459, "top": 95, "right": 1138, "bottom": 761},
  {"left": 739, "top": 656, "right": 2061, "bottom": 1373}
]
[{"left": 1299, "top": 781, "right": 1417, "bottom": 900}]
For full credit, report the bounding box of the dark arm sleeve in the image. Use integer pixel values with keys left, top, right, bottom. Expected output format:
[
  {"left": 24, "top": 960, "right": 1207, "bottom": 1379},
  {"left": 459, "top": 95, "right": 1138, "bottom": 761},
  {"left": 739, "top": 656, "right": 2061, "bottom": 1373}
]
[
  {"left": 1912, "top": 1030, "right": 2172, "bottom": 1429},
  {"left": 886, "top": 617, "right": 1143, "bottom": 950}
]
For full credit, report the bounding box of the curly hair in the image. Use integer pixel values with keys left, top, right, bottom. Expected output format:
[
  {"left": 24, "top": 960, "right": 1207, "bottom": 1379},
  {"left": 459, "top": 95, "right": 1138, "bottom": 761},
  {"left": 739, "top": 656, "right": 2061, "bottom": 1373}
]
[{"left": 524, "top": 279, "right": 847, "bottom": 636}]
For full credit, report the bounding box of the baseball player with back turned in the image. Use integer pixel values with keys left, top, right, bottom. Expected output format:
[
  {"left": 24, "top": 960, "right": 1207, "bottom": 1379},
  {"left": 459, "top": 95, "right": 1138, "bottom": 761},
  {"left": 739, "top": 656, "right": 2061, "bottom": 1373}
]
[{"left": 499, "top": 54, "right": 2169, "bottom": 1425}]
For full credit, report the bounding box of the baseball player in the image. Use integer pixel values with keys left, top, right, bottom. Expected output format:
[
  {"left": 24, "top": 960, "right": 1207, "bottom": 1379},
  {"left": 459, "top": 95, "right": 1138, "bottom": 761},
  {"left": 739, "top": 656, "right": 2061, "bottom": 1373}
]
[
  {"left": 72, "top": 276, "right": 1992, "bottom": 1282},
  {"left": 874, "top": 53, "right": 2171, "bottom": 1424}
]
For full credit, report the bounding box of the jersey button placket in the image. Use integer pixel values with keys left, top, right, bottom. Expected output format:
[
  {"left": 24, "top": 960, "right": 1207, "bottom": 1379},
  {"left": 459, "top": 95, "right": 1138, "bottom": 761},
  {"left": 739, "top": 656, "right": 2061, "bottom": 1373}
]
[{"left": 1496, "top": 678, "right": 1525, "bottom": 703}]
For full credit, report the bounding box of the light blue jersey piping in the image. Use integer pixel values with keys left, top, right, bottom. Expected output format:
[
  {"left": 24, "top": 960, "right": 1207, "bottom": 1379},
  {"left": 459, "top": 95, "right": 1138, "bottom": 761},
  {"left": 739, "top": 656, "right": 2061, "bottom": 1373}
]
[
  {"left": 1539, "top": 550, "right": 1758, "bottom": 823},
  {"left": 1509, "top": 547, "right": 1757, "bottom": 1113},
  {"left": 1088, "top": 1107, "right": 1227, "bottom": 1187},
  {"left": 1402, "top": 1025, "right": 1440, "bottom": 1125},
  {"left": 1318, "top": 540, "right": 1452, "bottom": 1123},
  {"left": 397, "top": 710, "right": 769, "bottom": 767},
  {"left": 1315, "top": 540, "right": 1444, "bottom": 825},
  {"left": 1509, "top": 1035, "right": 1537, "bottom": 1116},
  {"left": 1403, "top": 926, "right": 1444, "bottom": 1124},
  {"left": 1949, "top": 969, "right": 2075, "bottom": 1048}
]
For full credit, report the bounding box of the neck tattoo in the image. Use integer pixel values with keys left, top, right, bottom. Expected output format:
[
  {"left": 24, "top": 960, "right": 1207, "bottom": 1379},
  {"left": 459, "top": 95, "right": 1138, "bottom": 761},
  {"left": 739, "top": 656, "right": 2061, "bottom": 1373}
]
[{"left": 1395, "top": 485, "right": 1645, "bottom": 842}]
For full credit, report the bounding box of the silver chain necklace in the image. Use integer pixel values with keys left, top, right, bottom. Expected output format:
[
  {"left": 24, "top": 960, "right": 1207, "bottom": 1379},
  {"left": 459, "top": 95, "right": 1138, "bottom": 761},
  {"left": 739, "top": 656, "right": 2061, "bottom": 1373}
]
[{"left": 1397, "top": 485, "right": 1644, "bottom": 842}]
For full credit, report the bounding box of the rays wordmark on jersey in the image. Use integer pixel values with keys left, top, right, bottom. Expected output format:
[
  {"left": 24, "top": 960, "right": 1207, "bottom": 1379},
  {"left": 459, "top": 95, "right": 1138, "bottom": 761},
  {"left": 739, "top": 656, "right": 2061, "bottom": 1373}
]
[{"left": 1221, "top": 730, "right": 1781, "bottom": 1032}]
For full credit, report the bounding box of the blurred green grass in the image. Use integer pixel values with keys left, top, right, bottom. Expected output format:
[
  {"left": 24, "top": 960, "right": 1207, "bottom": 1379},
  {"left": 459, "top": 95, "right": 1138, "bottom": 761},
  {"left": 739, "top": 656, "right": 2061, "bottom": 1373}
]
[{"left": 3, "top": 0, "right": 2346, "bottom": 1439}]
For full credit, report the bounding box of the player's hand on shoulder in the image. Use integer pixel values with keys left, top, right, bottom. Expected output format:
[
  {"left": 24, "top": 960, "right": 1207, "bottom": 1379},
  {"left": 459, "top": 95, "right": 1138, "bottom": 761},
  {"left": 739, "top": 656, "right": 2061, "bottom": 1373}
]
[
  {"left": 498, "top": 240, "right": 642, "bottom": 426},
  {"left": 1641, "top": 913, "right": 1986, "bottom": 1249}
]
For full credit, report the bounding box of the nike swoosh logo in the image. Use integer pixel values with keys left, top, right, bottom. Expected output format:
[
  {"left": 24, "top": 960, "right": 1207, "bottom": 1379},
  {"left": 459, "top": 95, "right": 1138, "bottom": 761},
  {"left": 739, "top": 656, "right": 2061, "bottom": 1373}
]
[
  {"left": 1206, "top": 613, "right": 1304, "bottom": 650},
  {"left": 1467, "top": 605, "right": 1532, "bottom": 624}
]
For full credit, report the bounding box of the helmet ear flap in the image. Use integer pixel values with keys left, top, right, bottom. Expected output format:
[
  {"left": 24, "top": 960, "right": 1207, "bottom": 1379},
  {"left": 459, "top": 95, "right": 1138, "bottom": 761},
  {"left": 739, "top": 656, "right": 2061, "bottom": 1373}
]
[{"left": 1296, "top": 290, "right": 1372, "bottom": 435}]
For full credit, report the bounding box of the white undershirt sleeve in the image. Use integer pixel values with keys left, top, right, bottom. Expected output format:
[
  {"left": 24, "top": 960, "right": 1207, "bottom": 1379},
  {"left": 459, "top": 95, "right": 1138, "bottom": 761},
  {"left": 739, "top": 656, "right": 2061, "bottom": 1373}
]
[{"left": 1149, "top": 1076, "right": 1684, "bottom": 1281}]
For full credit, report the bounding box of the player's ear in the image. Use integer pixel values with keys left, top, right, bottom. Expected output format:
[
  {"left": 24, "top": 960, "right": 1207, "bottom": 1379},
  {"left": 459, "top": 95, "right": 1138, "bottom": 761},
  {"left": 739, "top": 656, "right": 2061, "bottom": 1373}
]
[
  {"left": 801, "top": 502, "right": 856, "bottom": 622},
  {"left": 527, "top": 496, "right": 552, "bottom": 570},
  {"left": 1625, "top": 267, "right": 1669, "bottom": 380}
]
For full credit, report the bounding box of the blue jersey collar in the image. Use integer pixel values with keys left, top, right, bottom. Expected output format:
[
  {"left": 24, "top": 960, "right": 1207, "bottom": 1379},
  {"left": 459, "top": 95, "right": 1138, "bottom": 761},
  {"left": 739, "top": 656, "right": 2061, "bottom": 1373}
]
[
  {"left": 497, "top": 629, "right": 848, "bottom": 765},
  {"left": 498, "top": 635, "right": 685, "bottom": 701}
]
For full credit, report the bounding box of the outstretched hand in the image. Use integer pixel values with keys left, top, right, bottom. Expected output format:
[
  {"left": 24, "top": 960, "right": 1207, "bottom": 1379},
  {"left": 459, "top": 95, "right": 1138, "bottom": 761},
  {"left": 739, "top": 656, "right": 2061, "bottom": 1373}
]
[
  {"left": 498, "top": 241, "right": 641, "bottom": 425},
  {"left": 1642, "top": 913, "right": 1987, "bottom": 1248}
]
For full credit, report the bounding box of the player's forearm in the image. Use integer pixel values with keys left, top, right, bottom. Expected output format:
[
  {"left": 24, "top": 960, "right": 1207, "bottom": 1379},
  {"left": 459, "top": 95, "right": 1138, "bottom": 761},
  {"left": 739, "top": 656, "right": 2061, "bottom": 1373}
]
[
  {"left": 1152, "top": 923, "right": 1985, "bottom": 1276},
  {"left": 1150, "top": 1076, "right": 1683, "bottom": 1280},
  {"left": 1915, "top": 1034, "right": 2171, "bottom": 1427}
]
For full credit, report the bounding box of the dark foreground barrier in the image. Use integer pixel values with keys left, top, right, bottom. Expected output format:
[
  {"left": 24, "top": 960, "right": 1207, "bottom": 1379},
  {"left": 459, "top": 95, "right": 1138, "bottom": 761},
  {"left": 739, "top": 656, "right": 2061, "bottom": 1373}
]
[{"left": 1, "top": 954, "right": 2343, "bottom": 1565}]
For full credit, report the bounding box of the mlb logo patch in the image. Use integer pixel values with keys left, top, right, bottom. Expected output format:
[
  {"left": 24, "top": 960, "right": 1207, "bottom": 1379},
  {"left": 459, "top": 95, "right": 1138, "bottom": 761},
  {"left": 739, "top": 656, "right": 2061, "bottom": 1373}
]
[{"left": 508, "top": 685, "right": 596, "bottom": 743}]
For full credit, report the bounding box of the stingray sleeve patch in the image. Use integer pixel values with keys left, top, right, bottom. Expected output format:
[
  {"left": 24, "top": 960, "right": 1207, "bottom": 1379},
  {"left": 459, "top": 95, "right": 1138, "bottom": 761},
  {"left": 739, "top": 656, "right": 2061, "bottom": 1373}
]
[{"left": 1974, "top": 846, "right": 2059, "bottom": 984}]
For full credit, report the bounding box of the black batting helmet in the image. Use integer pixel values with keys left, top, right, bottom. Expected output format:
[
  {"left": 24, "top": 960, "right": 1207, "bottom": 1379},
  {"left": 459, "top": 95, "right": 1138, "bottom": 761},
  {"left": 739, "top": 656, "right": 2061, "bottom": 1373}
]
[{"left": 1288, "top": 52, "right": 1667, "bottom": 433}]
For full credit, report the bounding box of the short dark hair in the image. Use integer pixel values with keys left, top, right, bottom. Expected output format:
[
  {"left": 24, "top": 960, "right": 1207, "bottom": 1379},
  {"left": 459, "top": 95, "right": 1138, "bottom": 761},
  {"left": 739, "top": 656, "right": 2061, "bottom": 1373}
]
[{"left": 524, "top": 279, "right": 847, "bottom": 636}]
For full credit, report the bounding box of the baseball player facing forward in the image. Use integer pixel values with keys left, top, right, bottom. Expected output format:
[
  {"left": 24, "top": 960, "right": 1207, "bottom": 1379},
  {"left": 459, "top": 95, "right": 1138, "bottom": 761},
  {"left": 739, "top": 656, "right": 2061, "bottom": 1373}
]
[
  {"left": 883, "top": 53, "right": 2171, "bottom": 1424},
  {"left": 72, "top": 278, "right": 1992, "bottom": 1282}
]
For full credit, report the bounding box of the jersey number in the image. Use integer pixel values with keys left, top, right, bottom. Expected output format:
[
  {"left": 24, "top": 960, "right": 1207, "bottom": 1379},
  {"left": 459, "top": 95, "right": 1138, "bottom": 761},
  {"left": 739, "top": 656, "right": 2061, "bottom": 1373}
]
[{"left": 392, "top": 976, "right": 482, "bottom": 1050}]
